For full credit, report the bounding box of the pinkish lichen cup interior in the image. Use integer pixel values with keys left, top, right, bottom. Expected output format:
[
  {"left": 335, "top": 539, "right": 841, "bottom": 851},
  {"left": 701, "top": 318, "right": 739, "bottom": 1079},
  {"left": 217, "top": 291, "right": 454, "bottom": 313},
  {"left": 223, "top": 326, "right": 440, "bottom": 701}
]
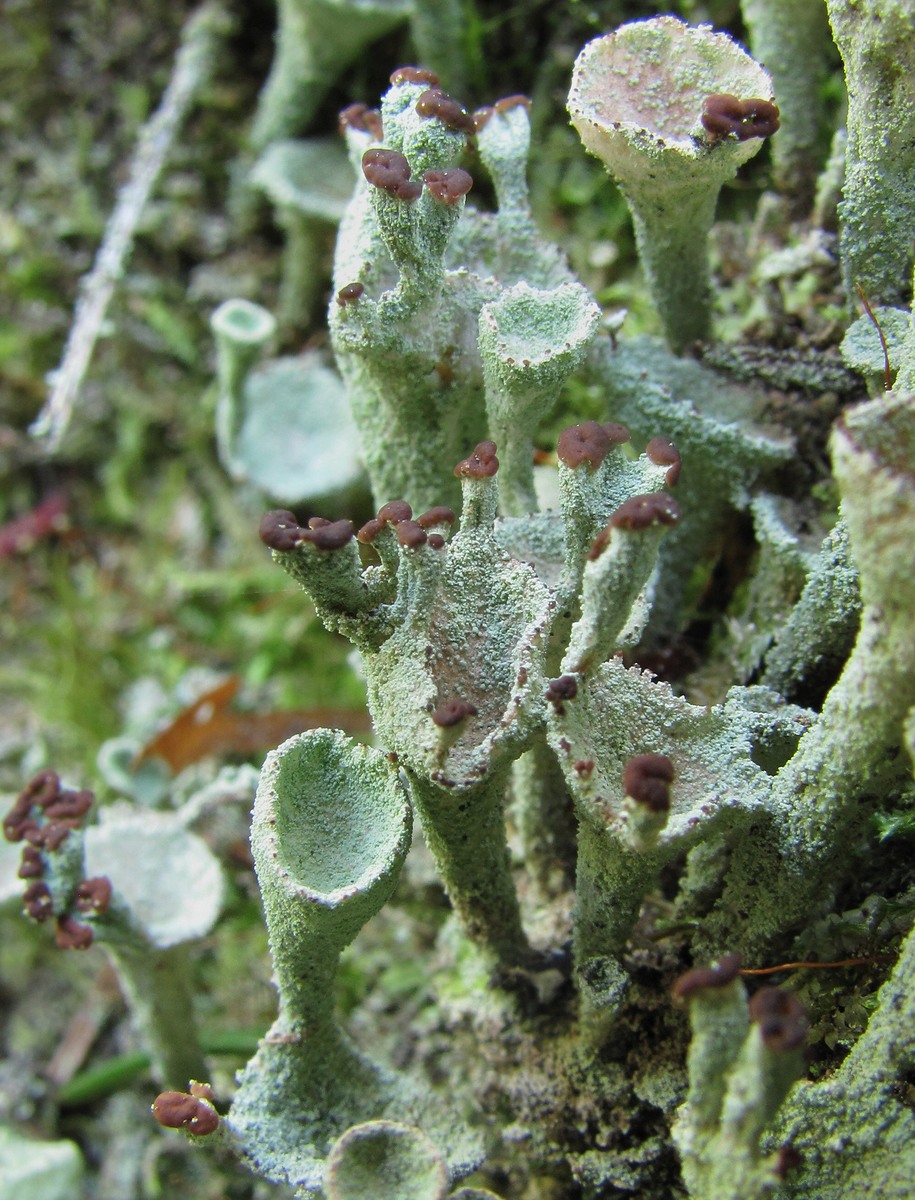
[{"left": 570, "top": 15, "right": 773, "bottom": 150}]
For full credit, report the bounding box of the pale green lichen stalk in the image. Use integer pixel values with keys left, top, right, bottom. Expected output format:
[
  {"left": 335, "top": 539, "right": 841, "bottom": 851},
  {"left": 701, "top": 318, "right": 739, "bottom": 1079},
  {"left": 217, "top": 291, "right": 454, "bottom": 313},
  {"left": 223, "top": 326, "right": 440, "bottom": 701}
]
[
  {"left": 259, "top": 428, "right": 678, "bottom": 973},
  {"left": 330, "top": 71, "right": 573, "bottom": 510},
  {"left": 250, "top": 0, "right": 410, "bottom": 151},
  {"left": 3, "top": 773, "right": 224, "bottom": 1088},
  {"left": 827, "top": 0, "right": 915, "bottom": 307},
  {"left": 770, "top": 801, "right": 915, "bottom": 1196},
  {"left": 672, "top": 958, "right": 808, "bottom": 1200},
  {"left": 692, "top": 390, "right": 915, "bottom": 959},
  {"left": 175, "top": 12, "right": 915, "bottom": 1199},
  {"left": 568, "top": 17, "right": 777, "bottom": 352},
  {"left": 741, "top": 0, "right": 832, "bottom": 211},
  {"left": 227, "top": 730, "right": 481, "bottom": 1194},
  {"left": 211, "top": 297, "right": 361, "bottom": 505}
]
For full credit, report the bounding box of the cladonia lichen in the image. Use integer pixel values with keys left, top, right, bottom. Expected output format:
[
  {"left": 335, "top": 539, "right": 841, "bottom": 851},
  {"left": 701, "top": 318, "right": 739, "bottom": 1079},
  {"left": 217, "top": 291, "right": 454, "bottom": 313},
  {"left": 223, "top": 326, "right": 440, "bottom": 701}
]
[{"left": 12, "top": 6, "right": 915, "bottom": 1198}]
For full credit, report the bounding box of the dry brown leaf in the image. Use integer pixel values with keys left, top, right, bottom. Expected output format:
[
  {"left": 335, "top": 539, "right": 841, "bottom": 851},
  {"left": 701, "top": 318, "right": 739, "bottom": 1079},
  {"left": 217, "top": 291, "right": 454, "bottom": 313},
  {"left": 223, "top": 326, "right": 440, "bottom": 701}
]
[{"left": 135, "top": 677, "right": 372, "bottom": 773}]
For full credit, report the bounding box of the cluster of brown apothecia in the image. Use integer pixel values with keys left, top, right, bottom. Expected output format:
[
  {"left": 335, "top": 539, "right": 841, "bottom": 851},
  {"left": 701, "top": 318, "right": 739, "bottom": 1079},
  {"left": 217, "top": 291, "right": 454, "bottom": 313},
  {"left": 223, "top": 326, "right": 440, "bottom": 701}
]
[{"left": 3, "top": 770, "right": 111, "bottom": 949}]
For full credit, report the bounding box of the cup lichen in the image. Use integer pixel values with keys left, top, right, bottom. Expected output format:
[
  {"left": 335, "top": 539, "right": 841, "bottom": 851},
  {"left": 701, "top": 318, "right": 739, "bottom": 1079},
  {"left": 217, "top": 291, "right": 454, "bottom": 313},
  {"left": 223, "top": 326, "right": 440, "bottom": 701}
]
[{"left": 568, "top": 16, "right": 777, "bottom": 352}]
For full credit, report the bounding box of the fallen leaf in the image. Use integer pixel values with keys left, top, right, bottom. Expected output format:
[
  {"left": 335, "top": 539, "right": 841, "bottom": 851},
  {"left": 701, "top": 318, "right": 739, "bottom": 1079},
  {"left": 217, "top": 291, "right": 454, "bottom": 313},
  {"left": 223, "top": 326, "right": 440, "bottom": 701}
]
[{"left": 135, "top": 677, "right": 372, "bottom": 773}]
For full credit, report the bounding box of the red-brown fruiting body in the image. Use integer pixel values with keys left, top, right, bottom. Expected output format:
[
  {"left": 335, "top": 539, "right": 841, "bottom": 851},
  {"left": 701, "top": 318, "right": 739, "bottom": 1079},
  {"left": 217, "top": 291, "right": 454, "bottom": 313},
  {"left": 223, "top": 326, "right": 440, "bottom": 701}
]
[
  {"left": 18, "top": 847, "right": 44, "bottom": 878},
  {"left": 701, "top": 94, "right": 780, "bottom": 141},
  {"left": 390, "top": 66, "right": 440, "bottom": 87},
  {"left": 44, "top": 789, "right": 93, "bottom": 821},
  {"left": 361, "top": 149, "right": 422, "bottom": 201},
  {"left": 75, "top": 876, "right": 113, "bottom": 915},
  {"left": 6, "top": 814, "right": 32, "bottom": 842},
  {"left": 41, "top": 822, "right": 78, "bottom": 852},
  {"left": 546, "top": 675, "right": 579, "bottom": 712},
  {"left": 56, "top": 913, "right": 94, "bottom": 950},
  {"left": 361, "top": 148, "right": 409, "bottom": 185},
  {"left": 557, "top": 420, "right": 630, "bottom": 470},
  {"left": 152, "top": 1089, "right": 220, "bottom": 1136},
  {"left": 432, "top": 700, "right": 479, "bottom": 728},
  {"left": 454, "top": 440, "right": 499, "bottom": 478},
  {"left": 672, "top": 953, "right": 743, "bottom": 1000},
  {"left": 259, "top": 511, "right": 354, "bottom": 552},
  {"left": 4, "top": 771, "right": 93, "bottom": 852},
  {"left": 23, "top": 881, "right": 53, "bottom": 921},
  {"left": 338, "top": 102, "right": 368, "bottom": 130},
  {"left": 357, "top": 517, "right": 387, "bottom": 544},
  {"left": 336, "top": 282, "right": 365, "bottom": 307},
  {"left": 259, "top": 510, "right": 303, "bottom": 551},
  {"left": 3, "top": 771, "right": 58, "bottom": 841},
  {"left": 474, "top": 94, "right": 531, "bottom": 131},
  {"left": 646, "top": 437, "right": 682, "bottom": 487},
  {"left": 494, "top": 95, "right": 531, "bottom": 114},
  {"left": 417, "top": 506, "right": 456, "bottom": 529},
  {"left": 338, "top": 104, "right": 383, "bottom": 141},
  {"left": 748, "top": 986, "right": 808, "bottom": 1051},
  {"left": 608, "top": 493, "right": 681, "bottom": 532},
  {"left": 415, "top": 89, "right": 475, "bottom": 133},
  {"left": 308, "top": 520, "right": 355, "bottom": 551},
  {"left": 623, "top": 753, "right": 675, "bottom": 812},
  {"left": 153, "top": 1091, "right": 199, "bottom": 1127},
  {"left": 427, "top": 533, "right": 446, "bottom": 550},
  {"left": 377, "top": 500, "right": 413, "bottom": 525},
  {"left": 396, "top": 520, "right": 428, "bottom": 548},
  {"left": 423, "top": 167, "right": 474, "bottom": 205}
]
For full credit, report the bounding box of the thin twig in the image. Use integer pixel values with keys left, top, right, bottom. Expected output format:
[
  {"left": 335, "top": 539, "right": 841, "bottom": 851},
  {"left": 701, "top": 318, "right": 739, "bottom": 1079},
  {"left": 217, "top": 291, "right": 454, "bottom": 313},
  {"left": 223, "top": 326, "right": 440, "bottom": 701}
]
[
  {"left": 855, "top": 281, "right": 893, "bottom": 391},
  {"left": 30, "top": 1, "right": 231, "bottom": 450},
  {"left": 739, "top": 955, "right": 894, "bottom": 976}
]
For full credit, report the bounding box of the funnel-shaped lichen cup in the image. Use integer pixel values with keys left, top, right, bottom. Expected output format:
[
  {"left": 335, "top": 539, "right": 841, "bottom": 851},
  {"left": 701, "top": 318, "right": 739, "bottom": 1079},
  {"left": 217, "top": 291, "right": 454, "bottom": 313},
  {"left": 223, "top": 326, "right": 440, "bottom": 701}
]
[
  {"left": 568, "top": 16, "right": 774, "bottom": 352},
  {"left": 251, "top": 729, "right": 412, "bottom": 1034},
  {"left": 211, "top": 298, "right": 362, "bottom": 505},
  {"left": 229, "top": 732, "right": 481, "bottom": 1193},
  {"left": 211, "top": 298, "right": 277, "bottom": 475},
  {"left": 479, "top": 280, "right": 601, "bottom": 515},
  {"left": 326, "top": 1121, "right": 449, "bottom": 1200}
]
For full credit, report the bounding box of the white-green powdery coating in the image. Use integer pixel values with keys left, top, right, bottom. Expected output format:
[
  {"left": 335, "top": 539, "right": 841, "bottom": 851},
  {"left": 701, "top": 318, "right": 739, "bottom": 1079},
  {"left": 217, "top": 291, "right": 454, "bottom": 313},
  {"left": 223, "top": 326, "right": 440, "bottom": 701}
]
[
  {"left": 236, "top": 27, "right": 915, "bottom": 1197},
  {"left": 827, "top": 0, "right": 915, "bottom": 307},
  {"left": 481, "top": 281, "right": 601, "bottom": 515},
  {"left": 229, "top": 731, "right": 482, "bottom": 1193},
  {"left": 771, "top": 916, "right": 915, "bottom": 1197},
  {"left": 741, "top": 0, "right": 832, "bottom": 208},
  {"left": 674, "top": 977, "right": 805, "bottom": 1200},
  {"left": 250, "top": 0, "right": 410, "bottom": 150},
  {"left": 762, "top": 519, "right": 861, "bottom": 699},
  {"left": 591, "top": 334, "right": 793, "bottom": 643},
  {"left": 267, "top": 442, "right": 674, "bottom": 967},
  {"left": 211, "top": 298, "right": 363, "bottom": 504},
  {"left": 0, "top": 1125, "right": 84, "bottom": 1200},
  {"left": 568, "top": 16, "right": 774, "bottom": 351},
  {"left": 687, "top": 391, "right": 915, "bottom": 960},
  {"left": 547, "top": 658, "right": 806, "bottom": 972},
  {"left": 248, "top": 730, "right": 411, "bottom": 1031},
  {"left": 330, "top": 77, "right": 574, "bottom": 511},
  {"left": 326, "top": 1121, "right": 449, "bottom": 1200}
]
